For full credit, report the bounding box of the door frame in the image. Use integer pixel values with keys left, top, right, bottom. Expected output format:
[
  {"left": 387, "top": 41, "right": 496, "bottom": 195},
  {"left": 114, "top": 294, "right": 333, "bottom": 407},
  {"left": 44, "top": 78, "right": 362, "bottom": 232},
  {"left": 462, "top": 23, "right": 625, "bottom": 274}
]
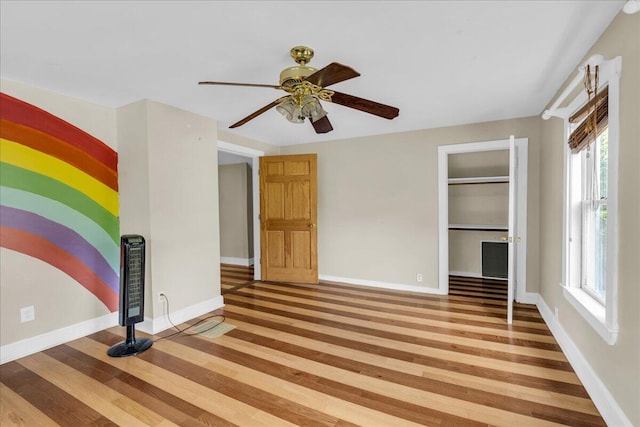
[
  {"left": 217, "top": 140, "right": 264, "bottom": 281},
  {"left": 437, "top": 137, "right": 528, "bottom": 300}
]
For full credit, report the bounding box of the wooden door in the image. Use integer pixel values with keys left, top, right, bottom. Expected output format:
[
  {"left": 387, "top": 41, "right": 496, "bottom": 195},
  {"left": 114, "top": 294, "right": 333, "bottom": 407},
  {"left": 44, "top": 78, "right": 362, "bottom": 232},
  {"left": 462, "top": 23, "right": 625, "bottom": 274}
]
[{"left": 260, "top": 154, "right": 318, "bottom": 284}]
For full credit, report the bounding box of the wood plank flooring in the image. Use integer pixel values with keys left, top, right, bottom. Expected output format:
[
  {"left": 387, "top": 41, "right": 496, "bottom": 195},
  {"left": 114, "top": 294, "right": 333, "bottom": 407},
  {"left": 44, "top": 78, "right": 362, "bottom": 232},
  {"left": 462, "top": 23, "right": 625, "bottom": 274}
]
[
  {"left": 1, "top": 268, "right": 605, "bottom": 426},
  {"left": 221, "top": 263, "right": 255, "bottom": 294},
  {"left": 449, "top": 275, "right": 508, "bottom": 301}
]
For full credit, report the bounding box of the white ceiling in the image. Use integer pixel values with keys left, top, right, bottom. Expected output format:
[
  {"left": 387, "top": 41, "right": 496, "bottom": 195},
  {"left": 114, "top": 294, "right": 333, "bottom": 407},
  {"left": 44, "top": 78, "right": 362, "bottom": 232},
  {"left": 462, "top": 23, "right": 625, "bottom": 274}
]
[{"left": 0, "top": 1, "right": 625, "bottom": 146}]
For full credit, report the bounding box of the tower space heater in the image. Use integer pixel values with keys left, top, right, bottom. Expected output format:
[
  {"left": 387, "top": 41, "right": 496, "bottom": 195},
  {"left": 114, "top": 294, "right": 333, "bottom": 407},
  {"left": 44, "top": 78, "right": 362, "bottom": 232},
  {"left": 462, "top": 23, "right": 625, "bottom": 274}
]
[{"left": 107, "top": 234, "right": 153, "bottom": 357}]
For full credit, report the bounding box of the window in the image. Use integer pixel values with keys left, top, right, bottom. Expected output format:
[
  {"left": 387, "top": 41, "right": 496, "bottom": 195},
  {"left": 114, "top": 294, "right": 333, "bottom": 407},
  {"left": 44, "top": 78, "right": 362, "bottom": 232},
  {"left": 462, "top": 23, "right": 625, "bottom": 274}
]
[
  {"left": 575, "top": 126, "right": 608, "bottom": 303},
  {"left": 561, "top": 56, "right": 620, "bottom": 344}
]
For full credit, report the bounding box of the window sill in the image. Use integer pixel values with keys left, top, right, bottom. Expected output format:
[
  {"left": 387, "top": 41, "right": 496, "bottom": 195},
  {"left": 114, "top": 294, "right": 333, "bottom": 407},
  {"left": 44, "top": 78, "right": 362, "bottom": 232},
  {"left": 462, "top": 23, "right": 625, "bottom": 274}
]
[{"left": 562, "top": 285, "right": 618, "bottom": 345}]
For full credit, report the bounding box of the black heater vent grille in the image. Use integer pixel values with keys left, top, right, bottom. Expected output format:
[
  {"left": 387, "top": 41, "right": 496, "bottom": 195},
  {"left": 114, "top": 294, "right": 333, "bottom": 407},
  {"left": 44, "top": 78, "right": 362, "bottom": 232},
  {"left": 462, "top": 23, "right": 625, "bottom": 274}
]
[{"left": 126, "top": 246, "right": 143, "bottom": 318}]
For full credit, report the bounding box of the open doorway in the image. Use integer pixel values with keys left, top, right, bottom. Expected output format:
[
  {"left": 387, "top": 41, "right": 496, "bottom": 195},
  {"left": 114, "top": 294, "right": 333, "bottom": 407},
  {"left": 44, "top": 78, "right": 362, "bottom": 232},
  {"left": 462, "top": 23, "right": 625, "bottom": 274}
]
[
  {"left": 437, "top": 137, "right": 529, "bottom": 323},
  {"left": 217, "top": 141, "right": 264, "bottom": 281}
]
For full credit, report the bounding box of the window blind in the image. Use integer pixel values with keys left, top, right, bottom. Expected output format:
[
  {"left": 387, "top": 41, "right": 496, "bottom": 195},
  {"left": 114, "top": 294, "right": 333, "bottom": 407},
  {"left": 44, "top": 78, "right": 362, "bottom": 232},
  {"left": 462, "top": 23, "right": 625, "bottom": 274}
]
[{"left": 568, "top": 86, "right": 608, "bottom": 153}]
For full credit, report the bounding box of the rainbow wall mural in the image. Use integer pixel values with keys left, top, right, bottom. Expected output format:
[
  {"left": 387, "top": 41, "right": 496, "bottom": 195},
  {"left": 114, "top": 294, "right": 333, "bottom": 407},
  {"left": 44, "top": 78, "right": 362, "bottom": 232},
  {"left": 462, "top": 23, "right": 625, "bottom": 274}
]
[{"left": 0, "top": 93, "right": 120, "bottom": 311}]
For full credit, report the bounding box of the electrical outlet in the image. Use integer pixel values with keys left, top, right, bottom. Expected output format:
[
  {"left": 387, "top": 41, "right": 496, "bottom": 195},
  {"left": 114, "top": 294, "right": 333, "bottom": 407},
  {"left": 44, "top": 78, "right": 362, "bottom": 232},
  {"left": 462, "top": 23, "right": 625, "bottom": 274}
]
[
  {"left": 158, "top": 292, "right": 166, "bottom": 304},
  {"left": 416, "top": 273, "right": 423, "bottom": 282},
  {"left": 20, "top": 305, "right": 35, "bottom": 323}
]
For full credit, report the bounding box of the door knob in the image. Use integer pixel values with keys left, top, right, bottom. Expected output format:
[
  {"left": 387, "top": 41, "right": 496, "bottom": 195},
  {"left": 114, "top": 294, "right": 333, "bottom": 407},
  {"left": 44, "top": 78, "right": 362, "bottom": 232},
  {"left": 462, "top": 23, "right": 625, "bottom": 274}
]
[{"left": 308, "top": 223, "right": 316, "bottom": 228}]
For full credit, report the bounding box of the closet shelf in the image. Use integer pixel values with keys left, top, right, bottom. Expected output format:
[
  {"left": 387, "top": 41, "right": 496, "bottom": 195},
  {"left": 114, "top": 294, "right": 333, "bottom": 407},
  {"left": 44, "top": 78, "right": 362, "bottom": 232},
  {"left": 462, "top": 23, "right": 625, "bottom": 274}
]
[
  {"left": 448, "top": 176, "right": 509, "bottom": 185},
  {"left": 448, "top": 224, "right": 508, "bottom": 231}
]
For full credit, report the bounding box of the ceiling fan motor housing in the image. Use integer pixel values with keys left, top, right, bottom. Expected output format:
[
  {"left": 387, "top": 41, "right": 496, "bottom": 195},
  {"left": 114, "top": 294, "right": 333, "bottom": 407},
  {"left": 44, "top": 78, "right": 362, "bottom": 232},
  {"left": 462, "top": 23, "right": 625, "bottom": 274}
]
[
  {"left": 280, "top": 45, "right": 317, "bottom": 87},
  {"left": 279, "top": 66, "right": 317, "bottom": 87}
]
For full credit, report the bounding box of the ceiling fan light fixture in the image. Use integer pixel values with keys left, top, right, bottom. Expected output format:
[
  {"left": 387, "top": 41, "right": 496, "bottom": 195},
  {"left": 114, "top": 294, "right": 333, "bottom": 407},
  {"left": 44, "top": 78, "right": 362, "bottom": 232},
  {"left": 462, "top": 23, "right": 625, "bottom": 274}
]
[
  {"left": 276, "top": 98, "right": 304, "bottom": 123},
  {"left": 302, "top": 96, "right": 328, "bottom": 123}
]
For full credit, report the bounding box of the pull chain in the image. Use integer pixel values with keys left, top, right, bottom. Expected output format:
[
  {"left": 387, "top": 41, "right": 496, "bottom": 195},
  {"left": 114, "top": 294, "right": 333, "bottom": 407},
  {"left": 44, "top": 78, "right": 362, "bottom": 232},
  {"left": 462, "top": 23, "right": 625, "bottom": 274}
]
[{"left": 583, "top": 64, "right": 600, "bottom": 211}]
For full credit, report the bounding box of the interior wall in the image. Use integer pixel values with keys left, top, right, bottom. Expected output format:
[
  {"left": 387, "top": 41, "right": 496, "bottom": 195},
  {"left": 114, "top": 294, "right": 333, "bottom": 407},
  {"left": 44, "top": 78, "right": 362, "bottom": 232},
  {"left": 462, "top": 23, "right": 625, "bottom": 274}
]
[
  {"left": 538, "top": 11, "right": 639, "bottom": 425},
  {"left": 280, "top": 116, "right": 541, "bottom": 292},
  {"left": 118, "top": 100, "right": 221, "bottom": 319},
  {"left": 0, "top": 79, "right": 117, "bottom": 346},
  {"left": 218, "top": 162, "right": 253, "bottom": 261}
]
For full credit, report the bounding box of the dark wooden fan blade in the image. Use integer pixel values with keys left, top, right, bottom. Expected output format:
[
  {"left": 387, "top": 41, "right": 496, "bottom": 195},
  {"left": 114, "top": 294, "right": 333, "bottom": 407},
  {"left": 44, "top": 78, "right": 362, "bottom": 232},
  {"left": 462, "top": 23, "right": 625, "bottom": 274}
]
[
  {"left": 303, "top": 62, "right": 361, "bottom": 88},
  {"left": 329, "top": 91, "right": 399, "bottom": 119},
  {"left": 229, "top": 96, "right": 289, "bottom": 128},
  {"left": 311, "top": 115, "right": 333, "bottom": 134},
  {"left": 199, "top": 81, "right": 281, "bottom": 89}
]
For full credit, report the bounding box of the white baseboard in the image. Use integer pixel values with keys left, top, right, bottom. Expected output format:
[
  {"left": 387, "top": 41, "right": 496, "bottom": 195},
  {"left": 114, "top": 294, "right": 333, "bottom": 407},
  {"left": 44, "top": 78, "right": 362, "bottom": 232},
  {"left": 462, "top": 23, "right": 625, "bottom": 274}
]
[
  {"left": 0, "top": 312, "right": 118, "bottom": 364},
  {"left": 521, "top": 292, "right": 539, "bottom": 305},
  {"left": 537, "top": 295, "right": 632, "bottom": 427},
  {"left": 448, "top": 270, "right": 484, "bottom": 279},
  {"left": 319, "top": 275, "right": 446, "bottom": 295},
  {"left": 0, "top": 295, "right": 226, "bottom": 364},
  {"left": 449, "top": 270, "right": 508, "bottom": 280},
  {"left": 140, "top": 295, "right": 225, "bottom": 335},
  {"left": 220, "top": 257, "right": 254, "bottom": 266}
]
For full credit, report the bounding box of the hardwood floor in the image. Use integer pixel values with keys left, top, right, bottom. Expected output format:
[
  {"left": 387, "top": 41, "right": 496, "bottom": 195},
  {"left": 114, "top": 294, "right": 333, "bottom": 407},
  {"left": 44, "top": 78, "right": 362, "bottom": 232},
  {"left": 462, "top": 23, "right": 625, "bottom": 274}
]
[
  {"left": 221, "top": 263, "right": 255, "bottom": 294},
  {"left": 449, "top": 275, "right": 508, "bottom": 301},
  {"left": 1, "top": 269, "right": 605, "bottom": 426}
]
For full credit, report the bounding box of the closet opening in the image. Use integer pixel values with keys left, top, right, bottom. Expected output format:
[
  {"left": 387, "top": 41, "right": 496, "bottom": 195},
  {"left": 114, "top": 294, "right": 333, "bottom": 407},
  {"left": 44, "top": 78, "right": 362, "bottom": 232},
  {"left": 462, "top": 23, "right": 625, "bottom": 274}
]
[{"left": 437, "top": 137, "right": 528, "bottom": 324}]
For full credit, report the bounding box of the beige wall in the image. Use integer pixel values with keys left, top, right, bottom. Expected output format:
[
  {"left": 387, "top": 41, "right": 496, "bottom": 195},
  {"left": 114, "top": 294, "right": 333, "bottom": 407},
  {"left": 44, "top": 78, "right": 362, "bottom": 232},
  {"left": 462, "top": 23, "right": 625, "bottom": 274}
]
[
  {"left": 448, "top": 149, "right": 509, "bottom": 178},
  {"left": 539, "top": 11, "right": 639, "bottom": 425},
  {"left": 118, "top": 100, "right": 221, "bottom": 318},
  {"left": 219, "top": 162, "right": 253, "bottom": 260},
  {"left": 280, "top": 116, "right": 541, "bottom": 292},
  {"left": 0, "top": 79, "right": 118, "bottom": 346}
]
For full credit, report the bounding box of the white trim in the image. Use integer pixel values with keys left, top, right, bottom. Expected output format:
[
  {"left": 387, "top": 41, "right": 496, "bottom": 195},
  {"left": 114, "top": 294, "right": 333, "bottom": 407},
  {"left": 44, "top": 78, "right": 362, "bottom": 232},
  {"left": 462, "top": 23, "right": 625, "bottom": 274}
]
[
  {"left": 563, "top": 287, "right": 617, "bottom": 344},
  {"left": 448, "top": 176, "right": 509, "bottom": 184},
  {"left": 1, "top": 312, "right": 118, "bottom": 364},
  {"left": 437, "top": 146, "right": 450, "bottom": 295},
  {"left": 515, "top": 138, "right": 528, "bottom": 303},
  {"left": 561, "top": 55, "right": 621, "bottom": 344},
  {"left": 1, "top": 295, "right": 227, "bottom": 364},
  {"left": 217, "top": 140, "right": 264, "bottom": 281},
  {"left": 449, "top": 270, "right": 507, "bottom": 281},
  {"left": 217, "top": 140, "right": 264, "bottom": 157},
  {"left": 319, "top": 275, "right": 447, "bottom": 295},
  {"left": 220, "top": 256, "right": 254, "bottom": 266},
  {"left": 448, "top": 270, "right": 486, "bottom": 279},
  {"left": 521, "top": 292, "right": 539, "bottom": 305},
  {"left": 449, "top": 224, "right": 508, "bottom": 231},
  {"left": 542, "top": 54, "right": 606, "bottom": 120},
  {"left": 537, "top": 295, "right": 632, "bottom": 427},
  {"left": 140, "top": 295, "right": 225, "bottom": 335},
  {"left": 449, "top": 270, "right": 507, "bottom": 282}
]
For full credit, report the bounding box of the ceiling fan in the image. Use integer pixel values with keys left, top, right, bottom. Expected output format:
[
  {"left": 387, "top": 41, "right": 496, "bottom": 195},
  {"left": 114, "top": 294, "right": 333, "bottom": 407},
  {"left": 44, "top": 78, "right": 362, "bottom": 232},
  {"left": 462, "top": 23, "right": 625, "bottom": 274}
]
[{"left": 198, "top": 46, "right": 399, "bottom": 134}]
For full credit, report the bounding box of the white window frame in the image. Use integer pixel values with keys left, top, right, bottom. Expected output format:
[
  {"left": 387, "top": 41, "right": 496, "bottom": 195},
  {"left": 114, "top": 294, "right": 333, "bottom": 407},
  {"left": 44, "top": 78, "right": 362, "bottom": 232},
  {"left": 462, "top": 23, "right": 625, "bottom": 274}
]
[
  {"left": 560, "top": 56, "right": 621, "bottom": 345},
  {"left": 578, "top": 132, "right": 608, "bottom": 305}
]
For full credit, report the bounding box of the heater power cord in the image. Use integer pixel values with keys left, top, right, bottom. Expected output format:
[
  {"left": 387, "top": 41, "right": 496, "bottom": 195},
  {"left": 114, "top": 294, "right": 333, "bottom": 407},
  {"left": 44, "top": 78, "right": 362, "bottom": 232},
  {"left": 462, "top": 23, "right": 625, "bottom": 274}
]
[{"left": 153, "top": 293, "right": 227, "bottom": 342}]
